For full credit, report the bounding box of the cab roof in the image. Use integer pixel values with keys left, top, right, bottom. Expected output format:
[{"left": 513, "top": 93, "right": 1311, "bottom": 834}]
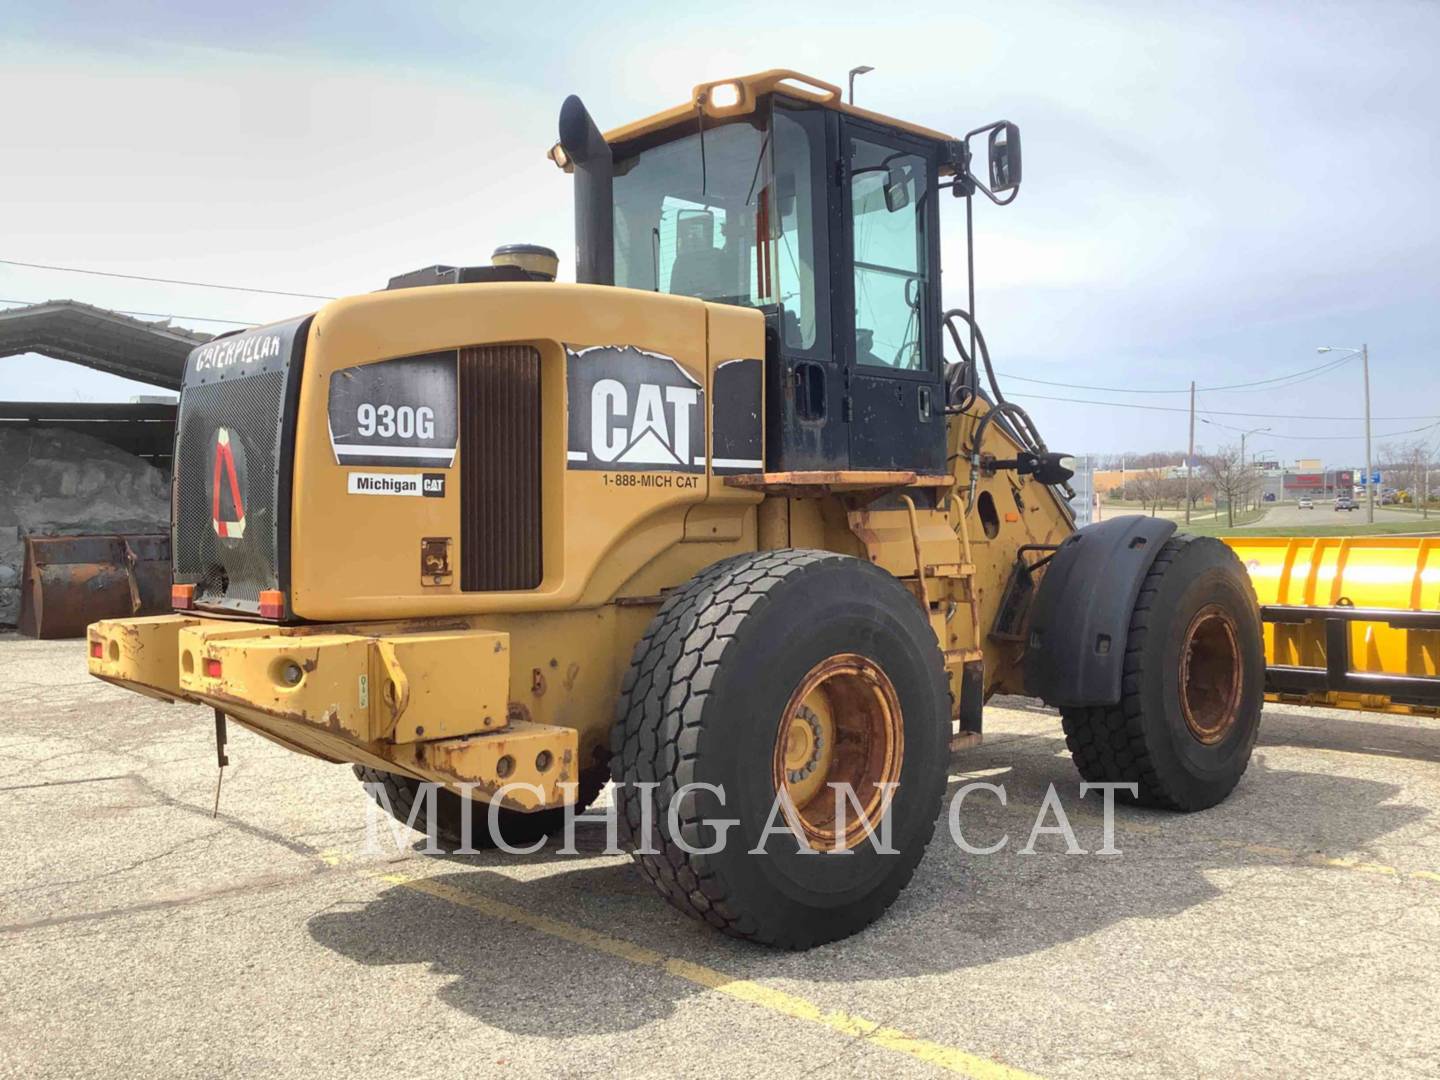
[{"left": 600, "top": 69, "right": 960, "bottom": 153}]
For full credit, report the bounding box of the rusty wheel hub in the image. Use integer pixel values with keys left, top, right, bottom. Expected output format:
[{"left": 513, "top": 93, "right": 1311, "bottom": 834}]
[
  {"left": 772, "top": 653, "right": 904, "bottom": 850},
  {"left": 1179, "top": 604, "right": 1243, "bottom": 745}
]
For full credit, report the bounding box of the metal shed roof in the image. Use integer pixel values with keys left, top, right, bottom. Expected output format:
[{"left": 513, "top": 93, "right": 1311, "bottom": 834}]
[{"left": 0, "top": 299, "right": 211, "bottom": 391}]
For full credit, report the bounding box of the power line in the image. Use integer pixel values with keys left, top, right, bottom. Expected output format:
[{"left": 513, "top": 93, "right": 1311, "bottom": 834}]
[
  {"left": 1008, "top": 390, "right": 1433, "bottom": 423},
  {"left": 0, "top": 257, "right": 336, "bottom": 301},
  {"left": 1197, "top": 352, "right": 1356, "bottom": 390},
  {"left": 1198, "top": 415, "right": 1440, "bottom": 442},
  {"left": 0, "top": 298, "right": 255, "bottom": 326},
  {"left": 1003, "top": 352, "right": 1354, "bottom": 395}
]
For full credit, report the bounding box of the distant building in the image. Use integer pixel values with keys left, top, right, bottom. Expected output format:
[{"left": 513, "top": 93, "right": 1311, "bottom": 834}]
[
  {"left": 1091, "top": 460, "right": 1189, "bottom": 496},
  {"left": 1256, "top": 465, "right": 1354, "bottom": 501}
]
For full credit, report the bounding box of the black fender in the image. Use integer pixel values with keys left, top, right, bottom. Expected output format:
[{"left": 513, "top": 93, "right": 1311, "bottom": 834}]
[{"left": 1024, "top": 515, "right": 1178, "bottom": 707}]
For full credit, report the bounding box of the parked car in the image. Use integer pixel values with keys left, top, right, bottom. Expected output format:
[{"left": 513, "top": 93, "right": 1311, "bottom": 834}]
[
  {"left": 1336, "top": 496, "right": 1358, "bottom": 511},
  {"left": 1297, "top": 497, "right": 1314, "bottom": 510},
  {"left": 1264, "top": 492, "right": 1277, "bottom": 502}
]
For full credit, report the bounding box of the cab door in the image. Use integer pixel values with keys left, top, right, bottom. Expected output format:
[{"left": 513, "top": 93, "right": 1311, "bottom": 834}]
[{"left": 841, "top": 121, "right": 945, "bottom": 472}]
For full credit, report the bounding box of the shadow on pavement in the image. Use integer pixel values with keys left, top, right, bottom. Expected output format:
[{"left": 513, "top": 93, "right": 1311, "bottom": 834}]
[
  {"left": 306, "top": 732, "right": 1429, "bottom": 1038},
  {"left": 1258, "top": 705, "right": 1440, "bottom": 764}
]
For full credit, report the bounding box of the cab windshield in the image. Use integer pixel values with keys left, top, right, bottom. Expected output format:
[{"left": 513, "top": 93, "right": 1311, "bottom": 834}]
[{"left": 612, "top": 107, "right": 823, "bottom": 350}]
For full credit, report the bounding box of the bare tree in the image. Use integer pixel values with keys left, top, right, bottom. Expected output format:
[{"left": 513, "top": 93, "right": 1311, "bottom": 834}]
[
  {"left": 1160, "top": 474, "right": 1190, "bottom": 512},
  {"left": 1130, "top": 450, "right": 1184, "bottom": 471},
  {"left": 1128, "top": 467, "right": 1168, "bottom": 516},
  {"left": 1203, "top": 445, "right": 1258, "bottom": 528},
  {"left": 1097, "top": 450, "right": 1188, "bottom": 471},
  {"left": 1379, "top": 440, "right": 1435, "bottom": 517}
]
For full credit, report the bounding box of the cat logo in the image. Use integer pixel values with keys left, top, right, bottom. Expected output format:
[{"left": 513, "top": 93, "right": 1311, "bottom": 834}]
[
  {"left": 210, "top": 428, "right": 247, "bottom": 539},
  {"left": 565, "top": 345, "right": 705, "bottom": 474}
]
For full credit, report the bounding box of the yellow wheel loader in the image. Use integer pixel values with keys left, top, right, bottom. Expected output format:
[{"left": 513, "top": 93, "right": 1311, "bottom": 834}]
[{"left": 88, "top": 69, "right": 1273, "bottom": 948}]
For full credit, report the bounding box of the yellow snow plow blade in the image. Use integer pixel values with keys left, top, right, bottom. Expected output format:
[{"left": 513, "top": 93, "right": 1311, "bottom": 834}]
[{"left": 1224, "top": 536, "right": 1440, "bottom": 716}]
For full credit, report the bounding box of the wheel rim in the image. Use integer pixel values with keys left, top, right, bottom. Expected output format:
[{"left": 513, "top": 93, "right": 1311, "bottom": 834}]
[
  {"left": 771, "top": 653, "right": 904, "bottom": 850},
  {"left": 1179, "top": 604, "right": 1243, "bottom": 745}
]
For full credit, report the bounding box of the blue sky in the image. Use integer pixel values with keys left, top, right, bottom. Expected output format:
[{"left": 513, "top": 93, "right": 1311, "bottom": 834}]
[{"left": 2, "top": 0, "right": 1437, "bottom": 464}]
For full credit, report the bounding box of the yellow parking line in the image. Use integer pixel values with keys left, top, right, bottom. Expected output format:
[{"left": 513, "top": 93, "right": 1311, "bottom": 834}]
[{"left": 323, "top": 855, "right": 1039, "bottom": 1080}]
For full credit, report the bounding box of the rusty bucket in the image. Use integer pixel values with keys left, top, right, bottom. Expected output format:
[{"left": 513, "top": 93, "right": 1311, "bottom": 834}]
[{"left": 18, "top": 534, "right": 171, "bottom": 639}]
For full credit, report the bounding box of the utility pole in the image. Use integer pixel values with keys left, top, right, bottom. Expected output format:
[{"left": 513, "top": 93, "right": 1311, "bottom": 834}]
[
  {"left": 1186, "top": 380, "right": 1195, "bottom": 525},
  {"left": 1240, "top": 431, "right": 1247, "bottom": 514},
  {"left": 1362, "top": 343, "right": 1374, "bottom": 524}
]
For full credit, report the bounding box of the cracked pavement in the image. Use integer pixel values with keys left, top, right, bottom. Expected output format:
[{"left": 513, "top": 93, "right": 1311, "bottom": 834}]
[{"left": 2, "top": 633, "right": 1438, "bottom": 1078}]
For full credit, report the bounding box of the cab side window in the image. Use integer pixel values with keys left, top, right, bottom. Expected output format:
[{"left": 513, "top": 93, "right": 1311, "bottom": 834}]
[
  {"left": 850, "top": 138, "right": 929, "bottom": 371},
  {"left": 773, "top": 103, "right": 829, "bottom": 354}
]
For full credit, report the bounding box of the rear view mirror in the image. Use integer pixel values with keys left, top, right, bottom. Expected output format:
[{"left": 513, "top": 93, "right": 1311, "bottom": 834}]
[
  {"left": 676, "top": 209, "right": 716, "bottom": 253},
  {"left": 776, "top": 171, "right": 797, "bottom": 216},
  {"left": 988, "top": 123, "right": 1022, "bottom": 192},
  {"left": 883, "top": 163, "right": 911, "bottom": 212}
]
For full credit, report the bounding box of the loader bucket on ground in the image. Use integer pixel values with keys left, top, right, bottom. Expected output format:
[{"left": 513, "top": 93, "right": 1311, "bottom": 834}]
[
  {"left": 1225, "top": 535, "right": 1440, "bottom": 716},
  {"left": 18, "top": 534, "right": 172, "bottom": 639}
]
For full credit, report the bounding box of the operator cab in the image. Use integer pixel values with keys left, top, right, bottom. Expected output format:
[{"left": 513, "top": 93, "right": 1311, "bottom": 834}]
[{"left": 554, "top": 71, "right": 1017, "bottom": 476}]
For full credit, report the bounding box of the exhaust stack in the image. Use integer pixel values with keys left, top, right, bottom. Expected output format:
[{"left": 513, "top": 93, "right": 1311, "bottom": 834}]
[{"left": 557, "top": 95, "right": 614, "bottom": 286}]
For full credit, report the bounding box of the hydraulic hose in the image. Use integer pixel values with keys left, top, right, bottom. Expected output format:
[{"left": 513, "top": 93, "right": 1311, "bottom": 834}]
[{"left": 941, "top": 308, "right": 1071, "bottom": 512}]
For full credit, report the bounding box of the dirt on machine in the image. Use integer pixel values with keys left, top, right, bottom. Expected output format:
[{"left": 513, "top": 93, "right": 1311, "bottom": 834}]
[{"left": 85, "top": 69, "right": 1437, "bottom": 949}]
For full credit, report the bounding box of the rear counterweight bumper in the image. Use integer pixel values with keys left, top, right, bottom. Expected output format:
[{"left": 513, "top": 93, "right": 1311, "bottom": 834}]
[{"left": 87, "top": 614, "right": 579, "bottom": 810}]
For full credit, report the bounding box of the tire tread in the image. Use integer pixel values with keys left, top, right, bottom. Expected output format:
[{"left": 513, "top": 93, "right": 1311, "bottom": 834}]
[
  {"left": 609, "top": 548, "right": 945, "bottom": 948},
  {"left": 1059, "top": 534, "right": 1260, "bottom": 811}
]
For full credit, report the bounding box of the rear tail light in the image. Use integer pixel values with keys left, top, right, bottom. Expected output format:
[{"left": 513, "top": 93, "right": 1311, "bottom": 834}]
[
  {"left": 204, "top": 658, "right": 223, "bottom": 678},
  {"left": 90, "top": 640, "right": 104, "bottom": 659},
  {"left": 259, "top": 590, "right": 284, "bottom": 620},
  {"left": 172, "top": 583, "right": 195, "bottom": 610}
]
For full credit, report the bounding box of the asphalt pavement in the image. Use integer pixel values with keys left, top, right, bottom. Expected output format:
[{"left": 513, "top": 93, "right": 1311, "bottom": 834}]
[
  {"left": 3, "top": 635, "right": 1439, "bottom": 1079},
  {"left": 1243, "top": 500, "right": 1427, "bottom": 529}
]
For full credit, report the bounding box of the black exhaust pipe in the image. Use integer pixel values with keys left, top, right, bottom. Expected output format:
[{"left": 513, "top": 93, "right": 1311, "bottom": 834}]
[{"left": 558, "top": 95, "right": 614, "bottom": 286}]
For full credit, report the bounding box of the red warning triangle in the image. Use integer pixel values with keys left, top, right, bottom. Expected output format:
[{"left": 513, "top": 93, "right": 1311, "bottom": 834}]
[{"left": 211, "top": 429, "right": 247, "bottom": 539}]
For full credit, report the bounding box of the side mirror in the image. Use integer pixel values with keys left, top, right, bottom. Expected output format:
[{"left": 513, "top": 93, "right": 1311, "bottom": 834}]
[
  {"left": 988, "top": 123, "right": 1022, "bottom": 192},
  {"left": 883, "top": 163, "right": 912, "bottom": 212}
]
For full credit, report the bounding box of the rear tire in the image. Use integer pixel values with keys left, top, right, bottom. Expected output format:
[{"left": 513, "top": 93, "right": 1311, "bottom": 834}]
[
  {"left": 610, "top": 550, "right": 950, "bottom": 949},
  {"left": 1060, "top": 535, "right": 1264, "bottom": 811},
  {"left": 353, "top": 764, "right": 607, "bottom": 850}
]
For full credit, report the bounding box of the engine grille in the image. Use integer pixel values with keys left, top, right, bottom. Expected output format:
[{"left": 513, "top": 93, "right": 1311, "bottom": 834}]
[{"left": 459, "top": 345, "right": 542, "bottom": 591}]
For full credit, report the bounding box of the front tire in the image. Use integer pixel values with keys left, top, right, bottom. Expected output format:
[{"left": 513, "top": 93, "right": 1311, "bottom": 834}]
[
  {"left": 1060, "top": 535, "right": 1264, "bottom": 811},
  {"left": 610, "top": 550, "right": 951, "bottom": 949}
]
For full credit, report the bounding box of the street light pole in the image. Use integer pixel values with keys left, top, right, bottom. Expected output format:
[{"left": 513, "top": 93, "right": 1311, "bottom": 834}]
[
  {"left": 1425, "top": 449, "right": 1432, "bottom": 520},
  {"left": 1239, "top": 426, "right": 1270, "bottom": 514},
  {"left": 1250, "top": 448, "right": 1276, "bottom": 507},
  {"left": 1362, "top": 343, "right": 1374, "bottom": 524},
  {"left": 847, "top": 65, "right": 874, "bottom": 104},
  {"left": 1318, "top": 344, "right": 1373, "bottom": 523},
  {"left": 1186, "top": 380, "right": 1195, "bottom": 525}
]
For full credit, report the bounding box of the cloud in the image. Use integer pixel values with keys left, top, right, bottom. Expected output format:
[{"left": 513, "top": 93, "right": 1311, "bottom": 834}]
[{"left": 2, "top": 1, "right": 1436, "bottom": 458}]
